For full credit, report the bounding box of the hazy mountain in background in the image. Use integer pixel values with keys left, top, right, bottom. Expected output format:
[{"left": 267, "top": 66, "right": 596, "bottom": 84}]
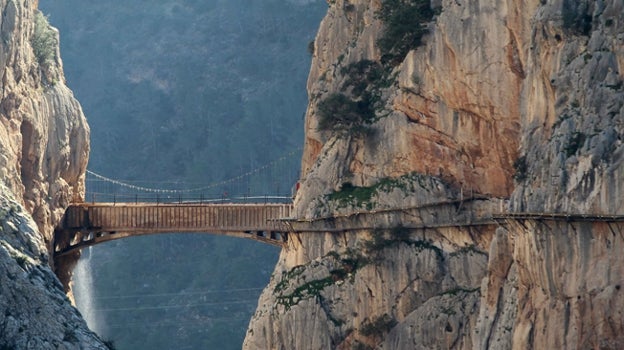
[{"left": 40, "top": 1, "right": 325, "bottom": 349}]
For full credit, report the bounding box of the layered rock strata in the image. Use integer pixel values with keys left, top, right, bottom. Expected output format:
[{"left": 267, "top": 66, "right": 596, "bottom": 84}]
[{"left": 245, "top": 0, "right": 624, "bottom": 348}]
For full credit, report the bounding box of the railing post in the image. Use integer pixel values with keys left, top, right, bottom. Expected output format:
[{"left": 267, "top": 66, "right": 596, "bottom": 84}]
[
  {"left": 156, "top": 194, "right": 159, "bottom": 205},
  {"left": 135, "top": 194, "right": 138, "bottom": 204}
]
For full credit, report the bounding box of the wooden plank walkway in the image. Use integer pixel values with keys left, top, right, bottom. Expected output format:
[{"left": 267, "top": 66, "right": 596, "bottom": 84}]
[
  {"left": 493, "top": 213, "right": 624, "bottom": 222},
  {"left": 53, "top": 199, "right": 624, "bottom": 258},
  {"left": 54, "top": 203, "right": 293, "bottom": 257}
]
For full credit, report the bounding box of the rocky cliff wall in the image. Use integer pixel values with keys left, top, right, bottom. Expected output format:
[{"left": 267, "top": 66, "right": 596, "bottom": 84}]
[
  {"left": 0, "top": 0, "right": 88, "bottom": 246},
  {"left": 0, "top": 187, "right": 106, "bottom": 349},
  {"left": 0, "top": 0, "right": 101, "bottom": 347},
  {"left": 245, "top": 0, "right": 624, "bottom": 349}
]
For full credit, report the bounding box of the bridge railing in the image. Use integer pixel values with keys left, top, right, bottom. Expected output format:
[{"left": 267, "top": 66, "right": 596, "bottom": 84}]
[
  {"left": 84, "top": 173, "right": 297, "bottom": 205},
  {"left": 83, "top": 192, "right": 294, "bottom": 205}
]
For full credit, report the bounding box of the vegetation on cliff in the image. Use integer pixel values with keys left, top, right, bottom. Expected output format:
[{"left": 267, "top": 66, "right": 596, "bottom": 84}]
[
  {"left": 31, "top": 11, "right": 56, "bottom": 66},
  {"left": 377, "top": 0, "right": 435, "bottom": 65},
  {"left": 317, "top": 0, "right": 436, "bottom": 137}
]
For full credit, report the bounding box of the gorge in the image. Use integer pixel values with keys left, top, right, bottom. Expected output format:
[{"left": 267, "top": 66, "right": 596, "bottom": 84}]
[{"left": 1, "top": 0, "right": 624, "bottom": 349}]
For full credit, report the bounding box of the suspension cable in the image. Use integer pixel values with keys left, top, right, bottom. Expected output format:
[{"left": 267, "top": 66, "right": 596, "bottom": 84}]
[{"left": 86, "top": 148, "right": 301, "bottom": 194}]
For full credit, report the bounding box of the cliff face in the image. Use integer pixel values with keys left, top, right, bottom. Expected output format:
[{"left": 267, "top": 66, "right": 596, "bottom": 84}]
[
  {"left": 0, "top": 187, "right": 105, "bottom": 348},
  {"left": 245, "top": 0, "right": 624, "bottom": 349},
  {"left": 0, "top": 0, "right": 88, "bottom": 248},
  {"left": 0, "top": 0, "right": 100, "bottom": 347}
]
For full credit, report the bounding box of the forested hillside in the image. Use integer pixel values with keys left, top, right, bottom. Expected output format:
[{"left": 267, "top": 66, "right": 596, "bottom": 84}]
[{"left": 40, "top": 1, "right": 325, "bottom": 349}]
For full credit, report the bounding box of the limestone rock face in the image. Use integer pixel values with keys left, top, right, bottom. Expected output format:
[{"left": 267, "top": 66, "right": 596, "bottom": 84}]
[
  {"left": 0, "top": 0, "right": 99, "bottom": 347},
  {"left": 246, "top": 0, "right": 624, "bottom": 349},
  {"left": 0, "top": 188, "right": 106, "bottom": 349},
  {"left": 244, "top": 228, "right": 494, "bottom": 350},
  {"left": 510, "top": 0, "right": 624, "bottom": 214},
  {"left": 476, "top": 220, "right": 624, "bottom": 350},
  {"left": 0, "top": 0, "right": 88, "bottom": 245}
]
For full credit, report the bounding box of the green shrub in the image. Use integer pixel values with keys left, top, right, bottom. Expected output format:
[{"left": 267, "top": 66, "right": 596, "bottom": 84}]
[
  {"left": 317, "top": 60, "right": 397, "bottom": 135},
  {"left": 318, "top": 61, "right": 386, "bottom": 135},
  {"left": 377, "top": 0, "right": 434, "bottom": 65},
  {"left": 341, "top": 60, "right": 385, "bottom": 96},
  {"left": 363, "top": 228, "right": 444, "bottom": 262},
  {"left": 513, "top": 155, "right": 528, "bottom": 182},
  {"left": 274, "top": 265, "right": 306, "bottom": 293},
  {"left": 359, "top": 314, "right": 397, "bottom": 338},
  {"left": 31, "top": 11, "right": 57, "bottom": 66},
  {"left": 449, "top": 244, "right": 487, "bottom": 257},
  {"left": 317, "top": 93, "right": 375, "bottom": 135},
  {"left": 327, "top": 182, "right": 376, "bottom": 209},
  {"left": 326, "top": 173, "right": 429, "bottom": 209},
  {"left": 364, "top": 230, "right": 392, "bottom": 252},
  {"left": 327, "top": 173, "right": 425, "bottom": 210},
  {"left": 389, "top": 225, "right": 410, "bottom": 241},
  {"left": 340, "top": 250, "right": 370, "bottom": 272},
  {"left": 276, "top": 276, "right": 334, "bottom": 310}
]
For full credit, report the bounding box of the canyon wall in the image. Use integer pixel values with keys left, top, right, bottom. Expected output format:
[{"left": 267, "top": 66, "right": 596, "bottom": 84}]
[
  {"left": 0, "top": 0, "right": 103, "bottom": 347},
  {"left": 245, "top": 0, "right": 624, "bottom": 349}
]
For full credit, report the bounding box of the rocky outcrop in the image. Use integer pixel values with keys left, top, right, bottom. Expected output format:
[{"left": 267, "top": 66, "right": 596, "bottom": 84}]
[
  {"left": 510, "top": 0, "right": 624, "bottom": 214},
  {"left": 0, "top": 0, "right": 88, "bottom": 247},
  {"left": 0, "top": 0, "right": 100, "bottom": 347},
  {"left": 244, "top": 226, "right": 494, "bottom": 349},
  {"left": 0, "top": 188, "right": 106, "bottom": 349},
  {"left": 476, "top": 220, "right": 624, "bottom": 350},
  {"left": 246, "top": 0, "right": 624, "bottom": 349}
]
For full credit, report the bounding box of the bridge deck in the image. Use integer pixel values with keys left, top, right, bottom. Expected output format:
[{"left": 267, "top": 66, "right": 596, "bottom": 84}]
[
  {"left": 54, "top": 203, "right": 293, "bottom": 256},
  {"left": 54, "top": 199, "right": 624, "bottom": 258}
]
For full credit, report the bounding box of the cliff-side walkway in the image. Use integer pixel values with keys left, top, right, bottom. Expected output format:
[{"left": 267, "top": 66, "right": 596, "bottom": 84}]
[{"left": 54, "top": 198, "right": 624, "bottom": 258}]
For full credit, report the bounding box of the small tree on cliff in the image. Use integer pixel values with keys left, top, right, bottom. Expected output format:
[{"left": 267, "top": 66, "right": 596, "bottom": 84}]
[
  {"left": 31, "top": 11, "right": 57, "bottom": 67},
  {"left": 377, "top": 0, "right": 435, "bottom": 65},
  {"left": 317, "top": 93, "right": 376, "bottom": 135}
]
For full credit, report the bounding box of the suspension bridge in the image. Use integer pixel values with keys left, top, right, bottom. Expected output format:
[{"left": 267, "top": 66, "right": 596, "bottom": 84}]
[
  {"left": 53, "top": 153, "right": 624, "bottom": 258},
  {"left": 54, "top": 151, "right": 301, "bottom": 257}
]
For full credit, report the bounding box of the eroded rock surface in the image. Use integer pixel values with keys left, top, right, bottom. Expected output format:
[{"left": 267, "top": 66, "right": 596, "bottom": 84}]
[
  {"left": 0, "top": 0, "right": 88, "bottom": 246},
  {"left": 0, "top": 188, "right": 106, "bottom": 349},
  {"left": 0, "top": 0, "right": 100, "bottom": 347},
  {"left": 246, "top": 0, "right": 624, "bottom": 349}
]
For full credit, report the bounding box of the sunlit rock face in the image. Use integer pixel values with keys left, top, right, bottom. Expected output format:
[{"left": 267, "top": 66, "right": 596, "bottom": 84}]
[
  {"left": 0, "top": 0, "right": 88, "bottom": 246},
  {"left": 0, "top": 0, "right": 99, "bottom": 347},
  {"left": 246, "top": 0, "right": 624, "bottom": 348}
]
